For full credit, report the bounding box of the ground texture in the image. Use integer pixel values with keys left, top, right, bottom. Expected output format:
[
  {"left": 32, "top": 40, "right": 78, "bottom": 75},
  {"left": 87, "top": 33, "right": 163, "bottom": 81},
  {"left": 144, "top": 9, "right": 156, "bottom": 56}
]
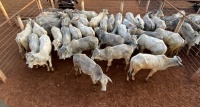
[{"left": 0, "top": 0, "right": 200, "bottom": 107}]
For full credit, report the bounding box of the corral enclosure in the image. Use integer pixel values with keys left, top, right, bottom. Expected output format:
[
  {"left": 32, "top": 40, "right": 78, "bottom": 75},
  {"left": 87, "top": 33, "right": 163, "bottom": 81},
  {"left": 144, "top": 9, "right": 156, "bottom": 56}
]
[{"left": 0, "top": 0, "right": 200, "bottom": 106}]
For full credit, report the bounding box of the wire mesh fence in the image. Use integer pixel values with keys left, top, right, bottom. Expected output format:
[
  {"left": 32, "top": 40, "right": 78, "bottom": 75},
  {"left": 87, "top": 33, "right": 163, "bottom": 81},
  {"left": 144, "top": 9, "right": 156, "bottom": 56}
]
[{"left": 0, "top": 0, "right": 200, "bottom": 80}]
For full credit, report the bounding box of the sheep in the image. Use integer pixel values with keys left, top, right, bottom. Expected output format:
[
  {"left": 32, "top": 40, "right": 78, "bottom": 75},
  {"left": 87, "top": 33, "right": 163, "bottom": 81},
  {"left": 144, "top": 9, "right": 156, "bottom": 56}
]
[
  {"left": 154, "top": 9, "right": 164, "bottom": 19},
  {"left": 73, "top": 54, "right": 112, "bottom": 91},
  {"left": 125, "top": 12, "right": 135, "bottom": 24},
  {"left": 51, "top": 26, "right": 63, "bottom": 51},
  {"left": 89, "top": 9, "right": 109, "bottom": 28},
  {"left": 137, "top": 34, "right": 167, "bottom": 55},
  {"left": 112, "top": 13, "right": 123, "bottom": 34},
  {"left": 26, "top": 34, "right": 54, "bottom": 71},
  {"left": 25, "top": 33, "right": 40, "bottom": 67},
  {"left": 155, "top": 28, "right": 185, "bottom": 56},
  {"left": 15, "top": 19, "right": 32, "bottom": 59},
  {"left": 100, "top": 15, "right": 108, "bottom": 31},
  {"left": 133, "top": 28, "right": 163, "bottom": 40},
  {"left": 35, "top": 12, "right": 61, "bottom": 35},
  {"left": 117, "top": 24, "right": 138, "bottom": 48},
  {"left": 78, "top": 10, "right": 98, "bottom": 21},
  {"left": 95, "top": 27, "right": 124, "bottom": 48},
  {"left": 107, "top": 14, "right": 115, "bottom": 32},
  {"left": 71, "top": 17, "right": 95, "bottom": 37},
  {"left": 58, "top": 26, "right": 72, "bottom": 59},
  {"left": 32, "top": 20, "right": 48, "bottom": 37},
  {"left": 91, "top": 44, "right": 134, "bottom": 71},
  {"left": 61, "top": 14, "right": 71, "bottom": 27},
  {"left": 143, "top": 12, "right": 155, "bottom": 31},
  {"left": 179, "top": 22, "right": 200, "bottom": 55},
  {"left": 69, "top": 24, "right": 82, "bottom": 40},
  {"left": 126, "top": 53, "right": 183, "bottom": 81},
  {"left": 71, "top": 14, "right": 89, "bottom": 26},
  {"left": 163, "top": 10, "right": 185, "bottom": 21},
  {"left": 134, "top": 14, "right": 145, "bottom": 29},
  {"left": 63, "top": 36, "right": 99, "bottom": 58},
  {"left": 149, "top": 12, "right": 166, "bottom": 29},
  {"left": 122, "top": 19, "right": 137, "bottom": 29}
]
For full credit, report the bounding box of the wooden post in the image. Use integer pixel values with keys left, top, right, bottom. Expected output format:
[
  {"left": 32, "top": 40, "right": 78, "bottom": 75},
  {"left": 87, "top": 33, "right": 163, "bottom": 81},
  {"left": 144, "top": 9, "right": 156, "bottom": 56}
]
[
  {"left": 81, "top": 0, "right": 85, "bottom": 11},
  {"left": 197, "top": 8, "right": 200, "bottom": 14},
  {"left": 50, "top": 0, "right": 55, "bottom": 8},
  {"left": 120, "top": 1, "right": 124, "bottom": 14},
  {"left": 174, "top": 17, "right": 185, "bottom": 33},
  {"left": 191, "top": 68, "right": 200, "bottom": 81},
  {"left": 36, "top": 0, "right": 43, "bottom": 12},
  {"left": 16, "top": 15, "right": 24, "bottom": 30},
  {"left": 0, "top": 0, "right": 11, "bottom": 25},
  {"left": 145, "top": 0, "right": 151, "bottom": 13},
  {"left": 0, "top": 69, "right": 7, "bottom": 83},
  {"left": 159, "top": 0, "right": 165, "bottom": 11},
  {"left": 138, "top": 0, "right": 141, "bottom": 5}
]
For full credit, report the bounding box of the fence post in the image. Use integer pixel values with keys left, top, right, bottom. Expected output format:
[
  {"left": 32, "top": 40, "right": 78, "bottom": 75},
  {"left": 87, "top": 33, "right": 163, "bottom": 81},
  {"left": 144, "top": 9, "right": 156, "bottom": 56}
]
[
  {"left": 81, "top": 0, "right": 85, "bottom": 11},
  {"left": 36, "top": 0, "right": 43, "bottom": 12},
  {"left": 50, "top": 0, "right": 55, "bottom": 8},
  {"left": 159, "top": 0, "right": 165, "bottom": 11},
  {"left": 174, "top": 17, "right": 185, "bottom": 33},
  {"left": 16, "top": 15, "right": 24, "bottom": 30},
  {"left": 145, "top": 0, "right": 151, "bottom": 13},
  {"left": 0, "top": 69, "right": 7, "bottom": 83},
  {"left": 0, "top": 0, "right": 11, "bottom": 25},
  {"left": 120, "top": 1, "right": 124, "bottom": 14}
]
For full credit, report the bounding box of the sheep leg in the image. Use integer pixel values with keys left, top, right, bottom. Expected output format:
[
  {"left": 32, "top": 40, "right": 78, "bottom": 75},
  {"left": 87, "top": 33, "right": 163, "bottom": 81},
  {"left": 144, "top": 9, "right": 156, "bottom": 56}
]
[
  {"left": 126, "top": 65, "right": 132, "bottom": 81},
  {"left": 74, "top": 67, "right": 78, "bottom": 75},
  {"left": 124, "top": 58, "right": 130, "bottom": 70},
  {"left": 146, "top": 69, "right": 157, "bottom": 81},
  {"left": 106, "top": 59, "right": 113, "bottom": 72},
  {"left": 131, "top": 69, "right": 139, "bottom": 81},
  {"left": 139, "top": 46, "right": 144, "bottom": 53},
  {"left": 45, "top": 63, "right": 50, "bottom": 72},
  {"left": 78, "top": 68, "right": 82, "bottom": 75},
  {"left": 187, "top": 45, "right": 191, "bottom": 56},
  {"left": 196, "top": 44, "right": 200, "bottom": 56},
  {"left": 17, "top": 42, "right": 25, "bottom": 59},
  {"left": 48, "top": 56, "right": 54, "bottom": 71}
]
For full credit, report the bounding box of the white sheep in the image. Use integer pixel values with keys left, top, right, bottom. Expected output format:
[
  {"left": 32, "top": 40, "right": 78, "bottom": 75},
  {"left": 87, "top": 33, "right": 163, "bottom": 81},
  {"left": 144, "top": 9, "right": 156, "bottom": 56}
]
[
  {"left": 71, "top": 17, "right": 95, "bottom": 37},
  {"left": 155, "top": 28, "right": 185, "bottom": 56},
  {"left": 107, "top": 14, "right": 115, "bottom": 32},
  {"left": 126, "top": 53, "right": 183, "bottom": 81},
  {"left": 112, "top": 13, "right": 123, "bottom": 34},
  {"left": 69, "top": 24, "right": 82, "bottom": 40},
  {"left": 150, "top": 13, "right": 166, "bottom": 29},
  {"left": 125, "top": 12, "right": 135, "bottom": 24},
  {"left": 15, "top": 19, "right": 32, "bottom": 59},
  {"left": 51, "top": 26, "right": 63, "bottom": 51},
  {"left": 137, "top": 34, "right": 167, "bottom": 55},
  {"left": 32, "top": 20, "right": 48, "bottom": 37},
  {"left": 89, "top": 9, "right": 109, "bottom": 28},
  {"left": 100, "top": 15, "right": 108, "bottom": 31},
  {"left": 143, "top": 12, "right": 155, "bottom": 31}
]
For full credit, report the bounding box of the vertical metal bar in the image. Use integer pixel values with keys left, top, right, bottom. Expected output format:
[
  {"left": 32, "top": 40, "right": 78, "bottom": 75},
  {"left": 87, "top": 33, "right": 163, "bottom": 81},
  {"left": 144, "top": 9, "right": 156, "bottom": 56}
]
[
  {"left": 174, "top": 17, "right": 185, "bottom": 33},
  {"left": 0, "top": 0, "right": 12, "bottom": 25}
]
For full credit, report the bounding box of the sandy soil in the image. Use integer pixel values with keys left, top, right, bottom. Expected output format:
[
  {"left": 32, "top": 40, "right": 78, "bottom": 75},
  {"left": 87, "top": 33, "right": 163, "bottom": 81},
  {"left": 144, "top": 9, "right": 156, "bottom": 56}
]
[{"left": 0, "top": 0, "right": 200, "bottom": 107}]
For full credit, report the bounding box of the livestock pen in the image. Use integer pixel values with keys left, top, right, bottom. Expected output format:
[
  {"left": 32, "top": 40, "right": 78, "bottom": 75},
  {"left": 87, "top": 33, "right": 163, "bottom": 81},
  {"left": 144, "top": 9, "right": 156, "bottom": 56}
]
[{"left": 0, "top": 0, "right": 200, "bottom": 106}]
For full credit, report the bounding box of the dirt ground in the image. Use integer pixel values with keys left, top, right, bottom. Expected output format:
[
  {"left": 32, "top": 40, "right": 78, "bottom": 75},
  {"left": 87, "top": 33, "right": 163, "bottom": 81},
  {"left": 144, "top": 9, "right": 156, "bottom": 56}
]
[{"left": 1, "top": 0, "right": 200, "bottom": 107}]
